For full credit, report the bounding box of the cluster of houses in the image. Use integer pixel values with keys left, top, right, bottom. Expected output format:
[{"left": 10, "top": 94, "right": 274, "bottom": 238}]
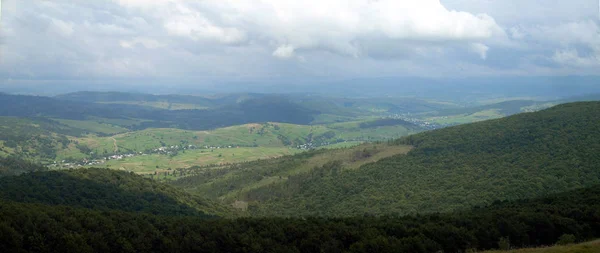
[
  {"left": 296, "top": 142, "right": 318, "bottom": 150},
  {"left": 51, "top": 143, "right": 244, "bottom": 169},
  {"left": 388, "top": 114, "right": 446, "bottom": 130}
]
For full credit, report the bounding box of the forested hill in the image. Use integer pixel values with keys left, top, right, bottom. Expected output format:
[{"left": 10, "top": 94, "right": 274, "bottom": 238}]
[
  {"left": 0, "top": 168, "right": 229, "bottom": 217},
  {"left": 0, "top": 93, "right": 318, "bottom": 130},
  {"left": 0, "top": 156, "right": 48, "bottom": 177},
  {"left": 0, "top": 183, "right": 598, "bottom": 252},
  {"left": 245, "top": 102, "right": 600, "bottom": 216}
]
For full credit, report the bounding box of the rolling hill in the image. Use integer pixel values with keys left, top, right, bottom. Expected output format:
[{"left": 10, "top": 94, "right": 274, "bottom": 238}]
[
  {"left": 172, "top": 102, "right": 600, "bottom": 217},
  {"left": 0, "top": 167, "right": 228, "bottom": 217},
  {"left": 1, "top": 102, "right": 600, "bottom": 252},
  {"left": 0, "top": 93, "right": 319, "bottom": 130}
]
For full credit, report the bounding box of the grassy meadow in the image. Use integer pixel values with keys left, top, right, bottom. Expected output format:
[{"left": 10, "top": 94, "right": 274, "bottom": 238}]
[{"left": 484, "top": 239, "right": 600, "bottom": 253}]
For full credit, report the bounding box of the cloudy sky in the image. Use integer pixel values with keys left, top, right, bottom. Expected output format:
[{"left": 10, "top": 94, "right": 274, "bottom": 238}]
[{"left": 0, "top": 0, "right": 598, "bottom": 88}]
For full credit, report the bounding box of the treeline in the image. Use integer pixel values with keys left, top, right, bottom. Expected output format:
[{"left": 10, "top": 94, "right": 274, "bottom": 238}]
[{"left": 0, "top": 183, "right": 598, "bottom": 252}]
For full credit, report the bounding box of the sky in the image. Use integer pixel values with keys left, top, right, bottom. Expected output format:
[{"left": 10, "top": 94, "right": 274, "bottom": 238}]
[{"left": 0, "top": 0, "right": 599, "bottom": 90}]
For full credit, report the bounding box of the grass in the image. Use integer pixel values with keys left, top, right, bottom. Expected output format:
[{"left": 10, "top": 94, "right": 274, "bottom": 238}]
[
  {"left": 192, "top": 143, "right": 413, "bottom": 201},
  {"left": 285, "top": 143, "right": 412, "bottom": 176},
  {"left": 99, "top": 147, "right": 301, "bottom": 173},
  {"left": 318, "top": 141, "right": 364, "bottom": 149},
  {"left": 54, "top": 119, "right": 128, "bottom": 135},
  {"left": 310, "top": 114, "right": 360, "bottom": 124},
  {"left": 1, "top": 116, "right": 422, "bottom": 169},
  {"left": 483, "top": 239, "right": 600, "bottom": 253},
  {"left": 427, "top": 109, "right": 505, "bottom": 125}
]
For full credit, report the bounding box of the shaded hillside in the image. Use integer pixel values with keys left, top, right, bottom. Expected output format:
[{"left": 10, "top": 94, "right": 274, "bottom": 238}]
[
  {"left": 358, "top": 118, "right": 419, "bottom": 129},
  {"left": 0, "top": 168, "right": 228, "bottom": 217},
  {"left": 432, "top": 100, "right": 539, "bottom": 116},
  {"left": 56, "top": 91, "right": 214, "bottom": 106},
  {"left": 232, "top": 102, "right": 600, "bottom": 216},
  {"left": 0, "top": 156, "right": 48, "bottom": 177},
  {"left": 0, "top": 183, "right": 598, "bottom": 252},
  {"left": 55, "top": 91, "right": 268, "bottom": 107},
  {"left": 0, "top": 93, "right": 318, "bottom": 130}
]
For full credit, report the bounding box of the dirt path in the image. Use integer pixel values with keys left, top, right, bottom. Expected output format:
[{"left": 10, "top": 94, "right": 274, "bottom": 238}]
[{"left": 111, "top": 137, "right": 118, "bottom": 153}]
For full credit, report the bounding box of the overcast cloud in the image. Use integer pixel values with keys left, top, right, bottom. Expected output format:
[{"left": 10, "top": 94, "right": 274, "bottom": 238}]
[{"left": 0, "top": 0, "right": 598, "bottom": 87}]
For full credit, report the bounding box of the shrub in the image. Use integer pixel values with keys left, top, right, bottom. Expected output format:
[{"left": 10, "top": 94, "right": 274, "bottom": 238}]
[{"left": 556, "top": 234, "right": 576, "bottom": 245}]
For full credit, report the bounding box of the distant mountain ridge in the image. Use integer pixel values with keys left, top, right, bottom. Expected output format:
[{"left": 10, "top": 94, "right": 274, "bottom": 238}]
[{"left": 0, "top": 93, "right": 319, "bottom": 130}]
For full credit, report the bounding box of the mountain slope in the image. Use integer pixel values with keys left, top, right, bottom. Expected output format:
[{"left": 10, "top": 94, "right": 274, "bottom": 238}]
[
  {"left": 0, "top": 156, "right": 48, "bottom": 177},
  {"left": 1, "top": 183, "right": 598, "bottom": 252},
  {"left": 232, "top": 102, "right": 600, "bottom": 216},
  {"left": 0, "top": 168, "right": 229, "bottom": 217}
]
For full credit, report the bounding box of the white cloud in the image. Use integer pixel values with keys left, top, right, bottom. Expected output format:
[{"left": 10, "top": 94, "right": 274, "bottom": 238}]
[
  {"left": 50, "top": 18, "right": 74, "bottom": 37},
  {"left": 1, "top": 0, "right": 599, "bottom": 84},
  {"left": 272, "top": 45, "right": 295, "bottom": 59},
  {"left": 120, "top": 37, "right": 165, "bottom": 49},
  {"left": 163, "top": 14, "right": 247, "bottom": 44},
  {"left": 470, "top": 43, "right": 489, "bottom": 60},
  {"left": 114, "top": 0, "right": 504, "bottom": 58},
  {"left": 552, "top": 49, "right": 600, "bottom": 67},
  {"left": 512, "top": 20, "right": 600, "bottom": 68}
]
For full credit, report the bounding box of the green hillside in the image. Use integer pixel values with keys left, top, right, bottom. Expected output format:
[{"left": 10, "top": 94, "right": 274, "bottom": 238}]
[
  {"left": 0, "top": 114, "right": 420, "bottom": 172},
  {"left": 188, "top": 102, "right": 600, "bottom": 217},
  {"left": 171, "top": 143, "right": 412, "bottom": 202},
  {"left": 1, "top": 182, "right": 598, "bottom": 252},
  {"left": 0, "top": 117, "right": 88, "bottom": 161},
  {"left": 0, "top": 168, "right": 229, "bottom": 217},
  {"left": 0, "top": 156, "right": 48, "bottom": 177}
]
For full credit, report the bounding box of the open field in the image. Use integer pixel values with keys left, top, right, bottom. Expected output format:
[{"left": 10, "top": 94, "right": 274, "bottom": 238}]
[
  {"left": 427, "top": 109, "right": 505, "bottom": 125},
  {"left": 100, "top": 147, "right": 300, "bottom": 173},
  {"left": 484, "top": 239, "right": 600, "bottom": 253},
  {"left": 286, "top": 143, "right": 412, "bottom": 175},
  {"left": 97, "top": 101, "right": 209, "bottom": 110},
  {"left": 1, "top": 114, "right": 423, "bottom": 173},
  {"left": 53, "top": 119, "right": 128, "bottom": 135},
  {"left": 318, "top": 141, "right": 364, "bottom": 149},
  {"left": 63, "top": 120, "right": 418, "bottom": 156}
]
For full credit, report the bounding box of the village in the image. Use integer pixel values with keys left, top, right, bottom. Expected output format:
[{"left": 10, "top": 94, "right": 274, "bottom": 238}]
[{"left": 50, "top": 144, "right": 241, "bottom": 169}]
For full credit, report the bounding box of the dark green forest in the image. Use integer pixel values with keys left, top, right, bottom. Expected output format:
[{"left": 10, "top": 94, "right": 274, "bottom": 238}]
[
  {"left": 0, "top": 168, "right": 227, "bottom": 217},
  {"left": 0, "top": 156, "right": 48, "bottom": 177},
  {"left": 180, "top": 102, "right": 600, "bottom": 217},
  {"left": 1, "top": 102, "right": 600, "bottom": 252},
  {"left": 0, "top": 180, "right": 598, "bottom": 252}
]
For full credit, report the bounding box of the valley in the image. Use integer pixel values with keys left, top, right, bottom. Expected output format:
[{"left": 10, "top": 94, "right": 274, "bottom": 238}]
[
  {"left": 1, "top": 92, "right": 599, "bottom": 252},
  {"left": 4, "top": 3, "right": 600, "bottom": 251}
]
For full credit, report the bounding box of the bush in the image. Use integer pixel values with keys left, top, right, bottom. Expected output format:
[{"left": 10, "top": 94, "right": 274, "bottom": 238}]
[
  {"left": 498, "top": 237, "right": 510, "bottom": 250},
  {"left": 556, "top": 234, "right": 576, "bottom": 245}
]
